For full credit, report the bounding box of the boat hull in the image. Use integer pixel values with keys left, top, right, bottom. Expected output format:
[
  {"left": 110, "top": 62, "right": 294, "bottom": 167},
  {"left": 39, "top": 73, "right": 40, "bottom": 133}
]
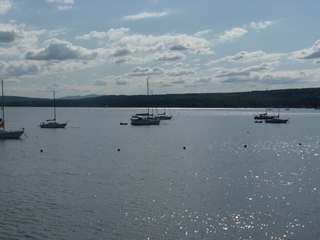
[
  {"left": 0, "top": 130, "right": 24, "bottom": 139},
  {"left": 131, "top": 117, "right": 160, "bottom": 125},
  {"left": 265, "top": 119, "right": 288, "bottom": 123},
  {"left": 158, "top": 116, "right": 172, "bottom": 120},
  {"left": 40, "top": 122, "right": 67, "bottom": 128},
  {"left": 254, "top": 115, "right": 274, "bottom": 119}
]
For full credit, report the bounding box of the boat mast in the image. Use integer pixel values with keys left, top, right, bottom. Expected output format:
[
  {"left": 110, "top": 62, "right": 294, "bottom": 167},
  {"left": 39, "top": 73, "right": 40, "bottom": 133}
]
[
  {"left": 147, "top": 78, "right": 149, "bottom": 115},
  {"left": 53, "top": 91, "right": 56, "bottom": 122},
  {"left": 1, "top": 80, "right": 4, "bottom": 129}
]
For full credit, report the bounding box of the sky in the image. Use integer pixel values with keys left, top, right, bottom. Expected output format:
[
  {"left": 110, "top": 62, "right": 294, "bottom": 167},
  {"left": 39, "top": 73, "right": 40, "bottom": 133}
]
[{"left": 0, "top": 0, "right": 320, "bottom": 98}]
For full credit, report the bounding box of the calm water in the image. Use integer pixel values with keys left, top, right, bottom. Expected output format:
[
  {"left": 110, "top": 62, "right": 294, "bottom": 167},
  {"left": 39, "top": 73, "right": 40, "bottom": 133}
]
[{"left": 1, "top": 107, "right": 319, "bottom": 240}]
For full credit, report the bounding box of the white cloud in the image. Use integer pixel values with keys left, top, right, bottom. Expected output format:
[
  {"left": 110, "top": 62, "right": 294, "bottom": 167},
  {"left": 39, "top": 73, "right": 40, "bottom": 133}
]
[
  {"left": 47, "top": 0, "right": 74, "bottom": 3},
  {"left": 155, "top": 52, "right": 186, "bottom": 61},
  {"left": 58, "top": 5, "right": 73, "bottom": 10},
  {"left": 166, "top": 67, "right": 197, "bottom": 76},
  {"left": 25, "top": 38, "right": 99, "bottom": 61},
  {"left": 219, "top": 50, "right": 285, "bottom": 63},
  {"left": 0, "top": 60, "right": 40, "bottom": 77},
  {"left": 48, "top": 28, "right": 68, "bottom": 37},
  {"left": 77, "top": 28, "right": 212, "bottom": 65},
  {"left": 213, "top": 62, "right": 279, "bottom": 78},
  {"left": 196, "top": 77, "right": 211, "bottom": 84},
  {"left": 0, "top": 23, "right": 46, "bottom": 57},
  {"left": 218, "top": 28, "right": 248, "bottom": 43},
  {"left": 122, "top": 10, "right": 170, "bottom": 21},
  {"left": 194, "top": 30, "right": 211, "bottom": 37},
  {"left": 92, "top": 79, "right": 108, "bottom": 86},
  {"left": 290, "top": 39, "right": 320, "bottom": 63},
  {"left": 250, "top": 21, "right": 274, "bottom": 30},
  {"left": 0, "top": 0, "right": 12, "bottom": 14},
  {"left": 76, "top": 28, "right": 130, "bottom": 40},
  {"left": 128, "top": 67, "right": 164, "bottom": 76}
]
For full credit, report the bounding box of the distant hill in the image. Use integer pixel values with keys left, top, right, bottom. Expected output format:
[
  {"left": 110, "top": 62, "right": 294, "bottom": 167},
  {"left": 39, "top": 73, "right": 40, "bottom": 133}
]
[
  {"left": 2, "top": 87, "right": 320, "bottom": 108},
  {"left": 58, "top": 94, "right": 103, "bottom": 100}
]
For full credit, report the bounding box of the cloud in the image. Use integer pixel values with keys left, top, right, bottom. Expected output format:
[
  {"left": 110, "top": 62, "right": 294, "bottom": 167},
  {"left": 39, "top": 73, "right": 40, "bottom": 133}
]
[
  {"left": 116, "top": 80, "right": 128, "bottom": 85},
  {"left": 0, "top": 60, "right": 40, "bottom": 77},
  {"left": 76, "top": 28, "right": 213, "bottom": 65},
  {"left": 250, "top": 21, "right": 274, "bottom": 30},
  {"left": 111, "top": 48, "right": 131, "bottom": 57},
  {"left": 214, "top": 64, "right": 308, "bottom": 86},
  {"left": 58, "top": 5, "right": 73, "bottom": 10},
  {"left": 155, "top": 52, "right": 185, "bottom": 61},
  {"left": 219, "top": 50, "right": 284, "bottom": 63},
  {"left": 172, "top": 79, "right": 185, "bottom": 84},
  {"left": 169, "top": 44, "right": 189, "bottom": 51},
  {"left": 0, "top": 30, "right": 20, "bottom": 44},
  {"left": 47, "top": 0, "right": 74, "bottom": 10},
  {"left": 214, "top": 62, "right": 278, "bottom": 78},
  {"left": 92, "top": 79, "right": 108, "bottom": 86},
  {"left": 25, "top": 39, "right": 99, "bottom": 61},
  {"left": 290, "top": 39, "right": 320, "bottom": 63},
  {"left": 76, "top": 28, "right": 130, "bottom": 40},
  {"left": 218, "top": 28, "right": 248, "bottom": 43},
  {"left": 45, "top": 81, "right": 69, "bottom": 91},
  {"left": 260, "top": 75, "right": 301, "bottom": 85},
  {"left": 194, "top": 30, "right": 211, "bottom": 37},
  {"left": 205, "top": 60, "right": 219, "bottom": 66},
  {"left": 0, "top": 23, "right": 47, "bottom": 58},
  {"left": 0, "top": 0, "right": 12, "bottom": 14},
  {"left": 47, "top": 0, "right": 74, "bottom": 3},
  {"left": 48, "top": 28, "right": 68, "bottom": 37},
  {"left": 122, "top": 10, "right": 170, "bottom": 21},
  {"left": 166, "top": 67, "right": 196, "bottom": 76},
  {"left": 128, "top": 67, "right": 164, "bottom": 76},
  {"left": 196, "top": 77, "right": 211, "bottom": 84}
]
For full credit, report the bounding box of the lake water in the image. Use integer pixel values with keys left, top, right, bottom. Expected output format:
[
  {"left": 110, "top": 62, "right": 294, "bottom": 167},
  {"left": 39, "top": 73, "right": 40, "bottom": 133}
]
[{"left": 1, "top": 107, "right": 319, "bottom": 240}]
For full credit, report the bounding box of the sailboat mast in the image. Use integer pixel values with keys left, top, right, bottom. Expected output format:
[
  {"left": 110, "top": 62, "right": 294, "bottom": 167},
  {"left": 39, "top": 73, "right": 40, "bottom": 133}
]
[
  {"left": 53, "top": 91, "right": 56, "bottom": 121},
  {"left": 147, "top": 78, "right": 149, "bottom": 115},
  {"left": 1, "top": 80, "right": 4, "bottom": 129}
]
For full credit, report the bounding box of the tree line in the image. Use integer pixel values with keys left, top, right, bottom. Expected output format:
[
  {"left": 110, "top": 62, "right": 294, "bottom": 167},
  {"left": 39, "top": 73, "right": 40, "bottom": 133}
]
[{"left": 4, "top": 87, "right": 320, "bottom": 108}]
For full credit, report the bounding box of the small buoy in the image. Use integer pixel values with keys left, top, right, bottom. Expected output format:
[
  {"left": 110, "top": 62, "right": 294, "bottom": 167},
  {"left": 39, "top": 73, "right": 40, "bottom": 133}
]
[
  {"left": 183, "top": 146, "right": 186, "bottom": 149},
  {"left": 117, "top": 149, "right": 120, "bottom": 151},
  {"left": 40, "top": 149, "right": 43, "bottom": 152},
  {"left": 299, "top": 143, "right": 302, "bottom": 145},
  {"left": 244, "top": 145, "right": 247, "bottom": 148}
]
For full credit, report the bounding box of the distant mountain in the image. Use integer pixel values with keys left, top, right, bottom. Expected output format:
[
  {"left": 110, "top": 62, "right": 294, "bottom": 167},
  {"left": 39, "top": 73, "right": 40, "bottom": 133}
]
[{"left": 58, "top": 94, "right": 103, "bottom": 100}]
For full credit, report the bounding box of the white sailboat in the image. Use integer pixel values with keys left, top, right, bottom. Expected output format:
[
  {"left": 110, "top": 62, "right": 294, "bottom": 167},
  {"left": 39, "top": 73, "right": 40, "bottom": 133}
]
[
  {"left": 0, "top": 80, "right": 24, "bottom": 139},
  {"left": 40, "top": 91, "right": 67, "bottom": 128},
  {"left": 131, "top": 78, "right": 160, "bottom": 125}
]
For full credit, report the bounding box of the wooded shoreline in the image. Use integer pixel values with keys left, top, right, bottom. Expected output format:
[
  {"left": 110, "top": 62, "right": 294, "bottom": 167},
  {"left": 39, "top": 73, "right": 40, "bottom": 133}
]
[{"left": 3, "top": 87, "right": 320, "bottom": 108}]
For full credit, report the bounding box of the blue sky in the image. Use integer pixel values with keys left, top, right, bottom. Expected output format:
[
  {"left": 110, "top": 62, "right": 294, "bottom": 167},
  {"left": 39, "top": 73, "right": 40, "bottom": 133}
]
[{"left": 1, "top": 0, "right": 320, "bottom": 98}]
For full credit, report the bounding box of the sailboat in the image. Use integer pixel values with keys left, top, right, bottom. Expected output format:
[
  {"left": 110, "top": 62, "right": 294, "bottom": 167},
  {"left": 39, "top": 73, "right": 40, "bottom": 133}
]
[
  {"left": 157, "top": 108, "right": 172, "bottom": 120},
  {"left": 254, "top": 108, "right": 275, "bottom": 119},
  {"left": 40, "top": 91, "right": 67, "bottom": 128},
  {"left": 0, "top": 80, "right": 24, "bottom": 139},
  {"left": 130, "top": 78, "right": 160, "bottom": 125},
  {"left": 265, "top": 108, "right": 289, "bottom": 123}
]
